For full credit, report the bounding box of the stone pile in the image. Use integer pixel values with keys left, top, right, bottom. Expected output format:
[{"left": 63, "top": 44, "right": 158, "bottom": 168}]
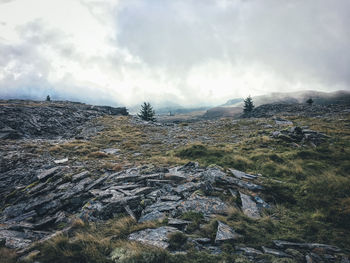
[
  {"left": 271, "top": 126, "right": 330, "bottom": 146},
  {"left": 0, "top": 162, "right": 347, "bottom": 261},
  {"left": 0, "top": 162, "right": 266, "bottom": 250}
]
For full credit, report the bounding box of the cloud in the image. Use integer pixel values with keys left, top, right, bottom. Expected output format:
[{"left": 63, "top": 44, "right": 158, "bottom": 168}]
[
  {"left": 0, "top": 0, "right": 16, "bottom": 4},
  {"left": 0, "top": 0, "right": 349, "bottom": 108}
]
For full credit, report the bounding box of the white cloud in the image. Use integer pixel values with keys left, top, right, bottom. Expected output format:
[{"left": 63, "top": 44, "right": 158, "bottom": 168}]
[{"left": 0, "top": 0, "right": 349, "bottom": 107}]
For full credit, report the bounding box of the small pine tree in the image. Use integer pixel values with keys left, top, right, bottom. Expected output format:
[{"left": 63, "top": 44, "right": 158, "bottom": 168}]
[
  {"left": 46, "top": 95, "right": 51, "bottom": 101},
  {"left": 138, "top": 102, "right": 156, "bottom": 121},
  {"left": 306, "top": 98, "right": 314, "bottom": 106},
  {"left": 243, "top": 95, "right": 254, "bottom": 114}
]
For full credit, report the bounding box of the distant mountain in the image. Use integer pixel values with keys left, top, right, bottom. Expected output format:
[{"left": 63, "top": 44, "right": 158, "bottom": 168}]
[
  {"left": 155, "top": 106, "right": 211, "bottom": 115},
  {"left": 221, "top": 98, "right": 243, "bottom": 106},
  {"left": 223, "top": 90, "right": 350, "bottom": 108},
  {"left": 252, "top": 90, "right": 350, "bottom": 106},
  {"left": 202, "top": 106, "right": 242, "bottom": 119},
  {"left": 203, "top": 90, "right": 350, "bottom": 119}
]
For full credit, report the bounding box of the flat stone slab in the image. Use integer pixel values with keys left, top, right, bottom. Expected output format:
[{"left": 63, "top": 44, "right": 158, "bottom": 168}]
[
  {"left": 160, "top": 195, "right": 182, "bottom": 201},
  {"left": 229, "top": 169, "right": 257, "bottom": 180},
  {"left": 262, "top": 246, "right": 291, "bottom": 258},
  {"left": 128, "top": 226, "right": 180, "bottom": 249},
  {"left": 240, "top": 192, "right": 261, "bottom": 219},
  {"left": 102, "top": 148, "right": 119, "bottom": 155},
  {"left": 72, "top": 171, "right": 89, "bottom": 182},
  {"left": 54, "top": 158, "right": 68, "bottom": 164},
  {"left": 138, "top": 211, "right": 166, "bottom": 223},
  {"left": 37, "top": 167, "right": 60, "bottom": 180},
  {"left": 168, "top": 218, "right": 191, "bottom": 228},
  {"left": 273, "top": 240, "right": 341, "bottom": 252},
  {"left": 235, "top": 246, "right": 263, "bottom": 256},
  {"left": 178, "top": 195, "right": 228, "bottom": 215},
  {"left": 143, "top": 201, "right": 179, "bottom": 214},
  {"left": 174, "top": 182, "right": 203, "bottom": 195},
  {"left": 215, "top": 221, "right": 242, "bottom": 243}
]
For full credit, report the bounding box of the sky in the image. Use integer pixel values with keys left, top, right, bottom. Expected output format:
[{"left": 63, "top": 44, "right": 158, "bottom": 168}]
[{"left": 0, "top": 0, "right": 349, "bottom": 108}]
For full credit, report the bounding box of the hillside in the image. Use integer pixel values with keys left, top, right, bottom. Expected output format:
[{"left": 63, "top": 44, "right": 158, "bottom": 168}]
[
  {"left": 0, "top": 100, "right": 349, "bottom": 263},
  {"left": 222, "top": 90, "right": 350, "bottom": 107}
]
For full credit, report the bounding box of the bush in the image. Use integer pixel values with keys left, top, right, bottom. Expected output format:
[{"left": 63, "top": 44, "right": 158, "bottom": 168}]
[{"left": 168, "top": 232, "right": 188, "bottom": 250}]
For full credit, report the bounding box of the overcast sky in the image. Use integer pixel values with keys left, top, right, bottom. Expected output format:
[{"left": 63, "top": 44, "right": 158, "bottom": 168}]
[{"left": 0, "top": 0, "right": 349, "bottom": 107}]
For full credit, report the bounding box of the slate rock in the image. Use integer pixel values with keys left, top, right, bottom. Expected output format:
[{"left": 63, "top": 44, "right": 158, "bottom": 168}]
[
  {"left": 54, "top": 158, "right": 68, "bottom": 164},
  {"left": 178, "top": 195, "right": 228, "bottom": 215},
  {"left": 236, "top": 246, "right": 263, "bottom": 257},
  {"left": 215, "top": 174, "right": 263, "bottom": 191},
  {"left": 128, "top": 226, "right": 180, "bottom": 249},
  {"left": 0, "top": 230, "right": 33, "bottom": 249},
  {"left": 254, "top": 196, "right": 270, "bottom": 209},
  {"left": 72, "top": 171, "right": 89, "bottom": 182},
  {"left": 262, "top": 246, "right": 291, "bottom": 258},
  {"left": 143, "top": 201, "right": 179, "bottom": 214},
  {"left": 174, "top": 182, "right": 203, "bottom": 197},
  {"left": 130, "top": 187, "right": 154, "bottom": 196},
  {"left": 160, "top": 195, "right": 182, "bottom": 202},
  {"left": 240, "top": 192, "right": 261, "bottom": 219},
  {"left": 102, "top": 148, "right": 120, "bottom": 155},
  {"left": 138, "top": 211, "right": 166, "bottom": 223},
  {"left": 229, "top": 169, "right": 257, "bottom": 180},
  {"left": 98, "top": 196, "right": 141, "bottom": 219},
  {"left": 215, "top": 221, "right": 241, "bottom": 243},
  {"left": 193, "top": 237, "right": 211, "bottom": 244},
  {"left": 168, "top": 218, "right": 191, "bottom": 230},
  {"left": 273, "top": 240, "right": 341, "bottom": 252},
  {"left": 37, "top": 167, "right": 60, "bottom": 181}
]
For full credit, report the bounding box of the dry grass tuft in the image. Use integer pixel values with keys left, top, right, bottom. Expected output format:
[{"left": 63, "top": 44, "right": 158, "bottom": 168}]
[{"left": 0, "top": 248, "right": 17, "bottom": 263}]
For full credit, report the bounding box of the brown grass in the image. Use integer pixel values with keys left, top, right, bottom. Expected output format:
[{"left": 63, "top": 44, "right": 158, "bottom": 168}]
[{"left": 0, "top": 248, "right": 17, "bottom": 263}]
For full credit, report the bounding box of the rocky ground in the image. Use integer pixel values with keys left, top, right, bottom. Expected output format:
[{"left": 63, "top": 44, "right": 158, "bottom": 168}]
[
  {"left": 0, "top": 100, "right": 349, "bottom": 263},
  {"left": 0, "top": 100, "right": 127, "bottom": 140},
  {"left": 245, "top": 104, "right": 350, "bottom": 118}
]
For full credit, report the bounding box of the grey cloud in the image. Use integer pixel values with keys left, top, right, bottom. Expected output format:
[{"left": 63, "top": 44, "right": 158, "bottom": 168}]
[
  {"left": 115, "top": 0, "right": 241, "bottom": 69},
  {"left": 1, "top": 0, "right": 349, "bottom": 108},
  {"left": 0, "top": 0, "right": 16, "bottom": 4},
  {"left": 0, "top": 20, "right": 120, "bottom": 105},
  {"left": 115, "top": 0, "right": 350, "bottom": 88}
]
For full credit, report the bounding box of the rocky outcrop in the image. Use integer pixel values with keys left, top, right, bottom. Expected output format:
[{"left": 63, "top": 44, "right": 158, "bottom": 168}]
[
  {"left": 215, "top": 221, "right": 241, "bottom": 243},
  {"left": 0, "top": 162, "right": 346, "bottom": 262},
  {"left": 128, "top": 226, "right": 179, "bottom": 249},
  {"left": 271, "top": 126, "right": 329, "bottom": 146},
  {"left": 0, "top": 163, "right": 265, "bottom": 250},
  {"left": 0, "top": 100, "right": 128, "bottom": 140}
]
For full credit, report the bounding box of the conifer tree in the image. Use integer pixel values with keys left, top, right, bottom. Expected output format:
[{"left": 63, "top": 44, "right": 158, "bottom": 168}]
[
  {"left": 46, "top": 95, "right": 51, "bottom": 101},
  {"left": 243, "top": 96, "right": 254, "bottom": 114},
  {"left": 306, "top": 97, "right": 314, "bottom": 106},
  {"left": 138, "top": 102, "right": 156, "bottom": 121}
]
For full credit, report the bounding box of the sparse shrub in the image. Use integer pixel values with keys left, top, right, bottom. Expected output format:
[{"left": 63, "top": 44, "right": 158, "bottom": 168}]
[
  {"left": 200, "top": 220, "right": 218, "bottom": 241},
  {"left": 0, "top": 248, "right": 17, "bottom": 263},
  {"left": 138, "top": 102, "right": 156, "bottom": 122},
  {"left": 88, "top": 151, "right": 109, "bottom": 158},
  {"left": 168, "top": 232, "right": 188, "bottom": 250},
  {"left": 181, "top": 211, "right": 204, "bottom": 233}
]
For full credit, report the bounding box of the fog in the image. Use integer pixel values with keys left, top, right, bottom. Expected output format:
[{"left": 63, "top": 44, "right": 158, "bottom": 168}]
[{"left": 0, "top": 0, "right": 349, "bottom": 107}]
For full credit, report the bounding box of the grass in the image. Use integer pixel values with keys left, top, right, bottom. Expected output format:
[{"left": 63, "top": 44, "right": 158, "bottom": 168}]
[
  {"left": 8, "top": 113, "right": 350, "bottom": 262},
  {"left": 173, "top": 116, "right": 350, "bottom": 250}
]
